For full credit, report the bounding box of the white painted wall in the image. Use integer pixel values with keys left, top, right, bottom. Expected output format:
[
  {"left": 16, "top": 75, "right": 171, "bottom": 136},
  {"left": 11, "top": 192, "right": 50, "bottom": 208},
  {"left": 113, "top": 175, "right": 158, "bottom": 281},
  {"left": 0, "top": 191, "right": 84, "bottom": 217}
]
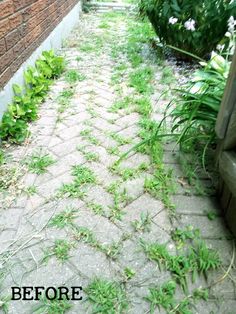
[{"left": 0, "top": 1, "right": 82, "bottom": 120}]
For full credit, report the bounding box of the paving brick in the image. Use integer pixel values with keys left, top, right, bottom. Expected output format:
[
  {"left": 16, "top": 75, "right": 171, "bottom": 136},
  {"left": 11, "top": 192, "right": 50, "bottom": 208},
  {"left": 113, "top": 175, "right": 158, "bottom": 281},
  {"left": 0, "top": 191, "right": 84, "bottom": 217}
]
[
  {"left": 69, "top": 244, "right": 120, "bottom": 279},
  {"left": 175, "top": 214, "right": 231, "bottom": 239}
]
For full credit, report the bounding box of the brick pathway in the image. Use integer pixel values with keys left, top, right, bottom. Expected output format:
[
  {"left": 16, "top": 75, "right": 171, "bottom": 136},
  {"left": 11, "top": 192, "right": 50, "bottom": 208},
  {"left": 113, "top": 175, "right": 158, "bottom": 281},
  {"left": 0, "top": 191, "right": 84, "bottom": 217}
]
[{"left": 0, "top": 8, "right": 235, "bottom": 314}]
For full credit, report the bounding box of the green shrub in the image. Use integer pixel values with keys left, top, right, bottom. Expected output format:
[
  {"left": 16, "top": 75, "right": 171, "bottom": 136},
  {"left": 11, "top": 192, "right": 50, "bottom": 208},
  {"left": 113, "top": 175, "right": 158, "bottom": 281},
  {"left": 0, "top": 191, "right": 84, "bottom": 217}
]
[
  {"left": 139, "top": 0, "right": 236, "bottom": 58},
  {"left": 0, "top": 50, "right": 64, "bottom": 143},
  {"left": 152, "top": 52, "right": 230, "bottom": 168},
  {"left": 171, "top": 52, "right": 229, "bottom": 150}
]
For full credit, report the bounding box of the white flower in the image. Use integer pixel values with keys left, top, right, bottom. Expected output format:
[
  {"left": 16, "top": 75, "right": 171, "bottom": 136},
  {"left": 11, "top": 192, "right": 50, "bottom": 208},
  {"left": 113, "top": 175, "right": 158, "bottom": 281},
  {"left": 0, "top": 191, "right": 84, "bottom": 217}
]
[
  {"left": 184, "top": 19, "right": 196, "bottom": 31},
  {"left": 228, "top": 16, "right": 236, "bottom": 33},
  {"left": 169, "top": 17, "right": 178, "bottom": 25},
  {"left": 216, "top": 44, "right": 225, "bottom": 52}
]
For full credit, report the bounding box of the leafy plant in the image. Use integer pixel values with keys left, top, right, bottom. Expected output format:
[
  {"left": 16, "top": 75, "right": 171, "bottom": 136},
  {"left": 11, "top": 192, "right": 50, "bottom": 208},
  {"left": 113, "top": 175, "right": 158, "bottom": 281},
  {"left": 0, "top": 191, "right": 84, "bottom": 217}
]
[
  {"left": 100, "top": 242, "right": 121, "bottom": 260},
  {"left": 24, "top": 151, "right": 55, "bottom": 174},
  {"left": 24, "top": 185, "right": 37, "bottom": 196},
  {"left": 129, "top": 67, "right": 154, "bottom": 94},
  {"left": 43, "top": 240, "right": 72, "bottom": 263},
  {"left": 49, "top": 208, "right": 77, "bottom": 229},
  {"left": 88, "top": 202, "right": 105, "bottom": 216},
  {"left": 57, "top": 87, "right": 74, "bottom": 113},
  {"left": 131, "top": 212, "right": 152, "bottom": 232},
  {"left": 32, "top": 292, "right": 72, "bottom": 313},
  {"left": 139, "top": 0, "right": 236, "bottom": 58},
  {"left": 141, "top": 236, "right": 221, "bottom": 292},
  {"left": 171, "top": 226, "right": 200, "bottom": 246},
  {"left": 73, "top": 226, "right": 98, "bottom": 246},
  {"left": 144, "top": 167, "right": 175, "bottom": 209},
  {"left": 145, "top": 281, "right": 176, "bottom": 313},
  {"left": 0, "top": 50, "right": 64, "bottom": 143},
  {"left": 65, "top": 69, "right": 86, "bottom": 84},
  {"left": 59, "top": 165, "right": 96, "bottom": 198},
  {"left": 85, "top": 279, "right": 128, "bottom": 314},
  {"left": 152, "top": 52, "right": 230, "bottom": 170},
  {"left": 124, "top": 267, "right": 136, "bottom": 280}
]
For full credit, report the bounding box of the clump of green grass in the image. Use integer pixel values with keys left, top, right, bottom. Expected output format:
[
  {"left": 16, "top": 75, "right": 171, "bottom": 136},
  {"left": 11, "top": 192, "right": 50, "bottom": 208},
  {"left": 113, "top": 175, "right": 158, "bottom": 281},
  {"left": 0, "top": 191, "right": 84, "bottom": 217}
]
[
  {"left": 85, "top": 279, "right": 128, "bottom": 314},
  {"left": 72, "top": 165, "right": 96, "bottom": 185},
  {"left": 84, "top": 151, "right": 100, "bottom": 162},
  {"left": 57, "top": 87, "right": 74, "bottom": 113},
  {"left": 145, "top": 281, "right": 176, "bottom": 313},
  {"left": 80, "top": 128, "right": 100, "bottom": 146},
  {"left": 141, "top": 237, "right": 221, "bottom": 292},
  {"left": 73, "top": 226, "right": 98, "bottom": 247},
  {"left": 109, "top": 96, "right": 132, "bottom": 113},
  {"left": 134, "top": 97, "right": 152, "bottom": 117},
  {"left": 0, "top": 296, "right": 10, "bottom": 314},
  {"left": 171, "top": 226, "right": 200, "bottom": 247},
  {"left": 43, "top": 240, "right": 72, "bottom": 263},
  {"left": 49, "top": 207, "right": 77, "bottom": 229},
  {"left": 59, "top": 165, "right": 96, "bottom": 198},
  {"left": 129, "top": 67, "right": 154, "bottom": 94},
  {"left": 131, "top": 212, "right": 152, "bottom": 233},
  {"left": 32, "top": 292, "right": 72, "bottom": 313},
  {"left": 144, "top": 167, "right": 175, "bottom": 210},
  {"left": 88, "top": 202, "right": 105, "bottom": 216},
  {"left": 24, "top": 185, "right": 37, "bottom": 196},
  {"left": 145, "top": 283, "right": 209, "bottom": 313},
  {"left": 108, "top": 132, "right": 132, "bottom": 145},
  {"left": 100, "top": 242, "right": 121, "bottom": 260},
  {"left": 24, "top": 151, "right": 55, "bottom": 174},
  {"left": 65, "top": 69, "right": 86, "bottom": 84},
  {"left": 107, "top": 146, "right": 120, "bottom": 156},
  {"left": 124, "top": 267, "right": 136, "bottom": 280}
]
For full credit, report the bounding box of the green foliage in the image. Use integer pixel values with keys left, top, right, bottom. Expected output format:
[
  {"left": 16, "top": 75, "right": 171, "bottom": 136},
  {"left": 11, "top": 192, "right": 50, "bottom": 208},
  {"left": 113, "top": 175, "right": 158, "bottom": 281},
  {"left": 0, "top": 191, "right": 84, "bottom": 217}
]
[
  {"left": 85, "top": 279, "right": 128, "bottom": 314},
  {"left": 73, "top": 226, "right": 98, "bottom": 246},
  {"left": 24, "top": 151, "right": 55, "bottom": 174},
  {"left": 109, "top": 96, "right": 132, "bottom": 113},
  {"left": 57, "top": 87, "right": 75, "bottom": 113},
  {"left": 24, "top": 185, "right": 37, "bottom": 196},
  {"left": 0, "top": 296, "right": 10, "bottom": 314},
  {"left": 144, "top": 167, "right": 175, "bottom": 209},
  {"left": 124, "top": 267, "right": 136, "bottom": 280},
  {"left": 43, "top": 240, "right": 72, "bottom": 263},
  {"left": 49, "top": 208, "right": 76, "bottom": 229},
  {"left": 139, "top": 0, "right": 236, "bottom": 58},
  {"left": 171, "top": 226, "right": 200, "bottom": 246},
  {"left": 189, "top": 240, "right": 221, "bottom": 274},
  {"left": 100, "top": 242, "right": 121, "bottom": 260},
  {"left": 65, "top": 69, "right": 86, "bottom": 84},
  {"left": 88, "top": 202, "right": 105, "bottom": 216},
  {"left": 145, "top": 282, "right": 208, "bottom": 313},
  {"left": 0, "top": 50, "right": 64, "bottom": 143},
  {"left": 59, "top": 165, "right": 96, "bottom": 198},
  {"left": 84, "top": 151, "right": 100, "bottom": 162},
  {"left": 129, "top": 67, "right": 154, "bottom": 94},
  {"left": 134, "top": 97, "right": 152, "bottom": 117},
  {"left": 32, "top": 291, "right": 72, "bottom": 313},
  {"left": 131, "top": 212, "right": 152, "bottom": 232},
  {"left": 141, "top": 236, "right": 221, "bottom": 292},
  {"left": 155, "top": 52, "right": 230, "bottom": 169},
  {"left": 145, "top": 281, "right": 176, "bottom": 313}
]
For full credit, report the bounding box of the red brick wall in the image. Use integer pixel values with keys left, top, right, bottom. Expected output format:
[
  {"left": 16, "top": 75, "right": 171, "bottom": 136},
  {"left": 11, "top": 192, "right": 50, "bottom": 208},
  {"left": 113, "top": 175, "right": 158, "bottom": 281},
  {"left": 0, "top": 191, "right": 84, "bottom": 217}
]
[{"left": 0, "top": 0, "right": 80, "bottom": 88}]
